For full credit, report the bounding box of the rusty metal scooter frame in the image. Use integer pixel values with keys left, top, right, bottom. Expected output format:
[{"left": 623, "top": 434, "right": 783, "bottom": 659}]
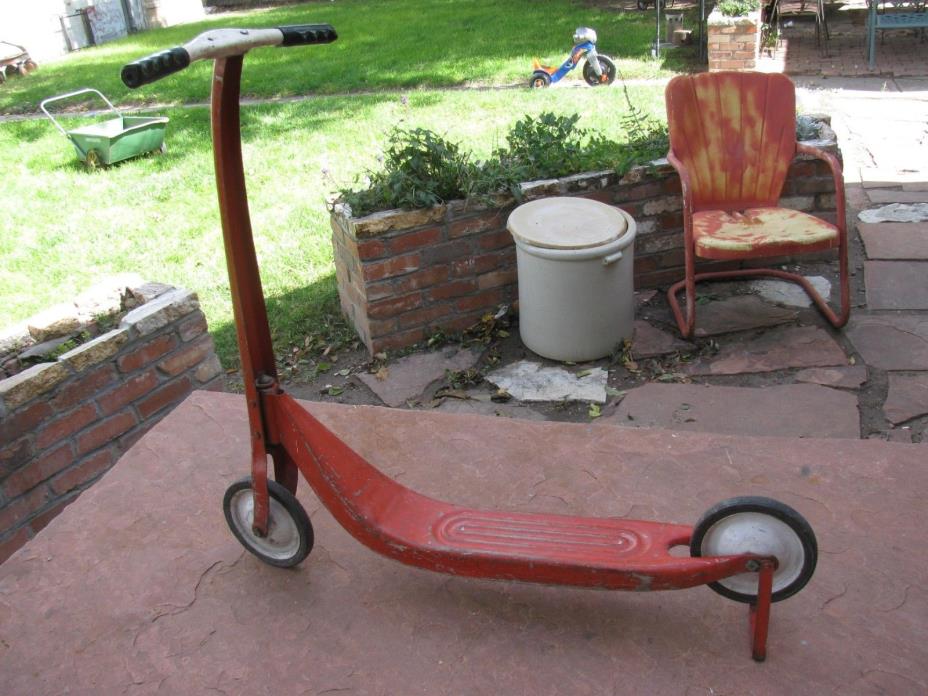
[{"left": 122, "top": 25, "right": 818, "bottom": 662}]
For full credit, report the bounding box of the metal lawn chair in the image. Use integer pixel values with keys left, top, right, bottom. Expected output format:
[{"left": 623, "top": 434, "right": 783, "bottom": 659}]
[{"left": 663, "top": 71, "right": 849, "bottom": 338}]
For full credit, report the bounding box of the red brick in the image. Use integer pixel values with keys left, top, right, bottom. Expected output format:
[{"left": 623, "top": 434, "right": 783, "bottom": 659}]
[
  {"left": 135, "top": 377, "right": 193, "bottom": 420},
  {"left": 2, "top": 442, "right": 73, "bottom": 499},
  {"left": 117, "top": 333, "right": 179, "bottom": 373},
  {"left": 368, "top": 318, "right": 398, "bottom": 337},
  {"left": 578, "top": 189, "right": 617, "bottom": 205},
  {"left": 0, "top": 526, "right": 32, "bottom": 565},
  {"left": 449, "top": 211, "right": 505, "bottom": 238},
  {"left": 456, "top": 289, "right": 504, "bottom": 313},
  {"left": 423, "top": 239, "right": 473, "bottom": 265},
  {"left": 0, "top": 485, "right": 51, "bottom": 531},
  {"left": 451, "top": 253, "right": 504, "bottom": 278},
  {"left": 177, "top": 311, "right": 208, "bottom": 342},
  {"left": 157, "top": 335, "right": 213, "bottom": 377},
  {"left": 397, "top": 304, "right": 454, "bottom": 330},
  {"left": 361, "top": 253, "right": 421, "bottom": 282},
  {"left": 477, "top": 268, "right": 518, "bottom": 290},
  {"left": 613, "top": 181, "right": 662, "bottom": 202},
  {"left": 0, "top": 438, "right": 34, "bottom": 478},
  {"left": 370, "top": 327, "right": 428, "bottom": 353},
  {"left": 477, "top": 230, "right": 514, "bottom": 251},
  {"left": 391, "top": 265, "right": 450, "bottom": 293},
  {"left": 368, "top": 292, "right": 423, "bottom": 319},
  {"left": 97, "top": 370, "right": 160, "bottom": 415},
  {"left": 76, "top": 410, "right": 138, "bottom": 455},
  {"left": 50, "top": 364, "right": 117, "bottom": 412},
  {"left": 356, "top": 238, "right": 388, "bottom": 261},
  {"left": 439, "top": 311, "right": 487, "bottom": 334},
  {"left": 0, "top": 400, "right": 53, "bottom": 443},
  {"left": 387, "top": 226, "right": 442, "bottom": 254},
  {"left": 427, "top": 280, "right": 478, "bottom": 301},
  {"left": 50, "top": 449, "right": 115, "bottom": 496},
  {"left": 35, "top": 403, "right": 98, "bottom": 451}
]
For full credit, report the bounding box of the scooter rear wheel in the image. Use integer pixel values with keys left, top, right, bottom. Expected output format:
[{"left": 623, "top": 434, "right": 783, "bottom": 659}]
[
  {"left": 690, "top": 496, "right": 817, "bottom": 604},
  {"left": 223, "top": 477, "right": 314, "bottom": 567}
]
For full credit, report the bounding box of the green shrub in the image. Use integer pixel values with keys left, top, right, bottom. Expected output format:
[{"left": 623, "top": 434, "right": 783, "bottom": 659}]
[
  {"left": 717, "top": 0, "right": 760, "bottom": 16},
  {"left": 338, "top": 109, "right": 669, "bottom": 217}
]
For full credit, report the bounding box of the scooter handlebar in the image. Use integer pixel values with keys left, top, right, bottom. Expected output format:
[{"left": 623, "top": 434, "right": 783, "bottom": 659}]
[
  {"left": 121, "top": 24, "right": 337, "bottom": 89},
  {"left": 278, "top": 24, "right": 338, "bottom": 46},
  {"left": 121, "top": 47, "right": 190, "bottom": 89}
]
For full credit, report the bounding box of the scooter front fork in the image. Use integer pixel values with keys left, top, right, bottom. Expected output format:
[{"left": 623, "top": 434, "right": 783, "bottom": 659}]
[
  {"left": 749, "top": 559, "right": 776, "bottom": 661},
  {"left": 250, "top": 374, "right": 299, "bottom": 537}
]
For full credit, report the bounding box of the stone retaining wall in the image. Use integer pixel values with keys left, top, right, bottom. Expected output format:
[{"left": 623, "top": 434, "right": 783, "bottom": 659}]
[
  {"left": 0, "top": 283, "right": 223, "bottom": 563},
  {"left": 331, "top": 129, "right": 841, "bottom": 355}
]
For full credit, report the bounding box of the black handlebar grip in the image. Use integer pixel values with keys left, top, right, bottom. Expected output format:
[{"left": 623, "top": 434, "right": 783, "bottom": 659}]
[
  {"left": 278, "top": 24, "right": 338, "bottom": 47},
  {"left": 121, "top": 47, "right": 191, "bottom": 89}
]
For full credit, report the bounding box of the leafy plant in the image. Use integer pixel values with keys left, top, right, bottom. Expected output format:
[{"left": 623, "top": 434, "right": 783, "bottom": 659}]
[
  {"left": 716, "top": 0, "right": 760, "bottom": 16},
  {"left": 339, "top": 111, "right": 649, "bottom": 217},
  {"left": 615, "top": 78, "right": 669, "bottom": 176}
]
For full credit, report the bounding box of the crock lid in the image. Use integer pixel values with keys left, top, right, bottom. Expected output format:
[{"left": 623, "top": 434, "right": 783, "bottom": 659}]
[{"left": 506, "top": 197, "right": 629, "bottom": 250}]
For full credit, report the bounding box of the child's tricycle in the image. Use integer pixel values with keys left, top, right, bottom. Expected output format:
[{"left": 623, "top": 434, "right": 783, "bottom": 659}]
[
  {"left": 529, "top": 27, "right": 617, "bottom": 88},
  {"left": 121, "top": 24, "right": 819, "bottom": 663}
]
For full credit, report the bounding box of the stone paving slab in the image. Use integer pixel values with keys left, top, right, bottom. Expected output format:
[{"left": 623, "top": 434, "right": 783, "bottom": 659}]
[
  {"left": 866, "top": 189, "right": 928, "bottom": 204},
  {"left": 356, "top": 346, "right": 481, "bottom": 407},
  {"left": 858, "top": 222, "right": 928, "bottom": 259},
  {"left": 432, "top": 394, "right": 547, "bottom": 421},
  {"left": 864, "top": 261, "right": 928, "bottom": 310},
  {"left": 603, "top": 382, "right": 860, "bottom": 439},
  {"left": 846, "top": 315, "right": 928, "bottom": 370},
  {"left": 794, "top": 365, "right": 869, "bottom": 389},
  {"left": 685, "top": 325, "right": 847, "bottom": 376},
  {"left": 693, "top": 295, "right": 799, "bottom": 336},
  {"left": 2, "top": 391, "right": 926, "bottom": 694},
  {"left": 631, "top": 320, "right": 693, "bottom": 359},
  {"left": 883, "top": 373, "right": 928, "bottom": 425}
]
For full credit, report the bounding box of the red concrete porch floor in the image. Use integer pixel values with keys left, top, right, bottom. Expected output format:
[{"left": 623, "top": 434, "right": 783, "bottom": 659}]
[{"left": 2, "top": 391, "right": 926, "bottom": 694}]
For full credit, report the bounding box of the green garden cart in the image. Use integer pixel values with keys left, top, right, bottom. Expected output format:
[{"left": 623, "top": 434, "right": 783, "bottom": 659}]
[{"left": 40, "top": 88, "right": 168, "bottom": 168}]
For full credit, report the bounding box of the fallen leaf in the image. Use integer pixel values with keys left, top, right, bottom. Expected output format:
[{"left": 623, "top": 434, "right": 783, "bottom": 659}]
[
  {"left": 576, "top": 369, "right": 593, "bottom": 378},
  {"left": 334, "top": 368, "right": 351, "bottom": 377},
  {"left": 375, "top": 366, "right": 389, "bottom": 381},
  {"left": 588, "top": 404, "right": 601, "bottom": 419}
]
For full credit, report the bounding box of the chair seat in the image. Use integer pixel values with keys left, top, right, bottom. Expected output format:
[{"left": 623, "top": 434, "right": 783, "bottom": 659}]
[{"left": 693, "top": 207, "right": 839, "bottom": 260}]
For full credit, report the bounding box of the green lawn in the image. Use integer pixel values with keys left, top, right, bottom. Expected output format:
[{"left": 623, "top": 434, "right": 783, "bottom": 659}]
[{"left": 0, "top": 0, "right": 686, "bottom": 366}]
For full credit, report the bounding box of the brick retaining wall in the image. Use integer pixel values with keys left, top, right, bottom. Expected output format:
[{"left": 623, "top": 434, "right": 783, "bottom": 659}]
[
  {"left": 707, "top": 11, "right": 762, "bottom": 72},
  {"left": 0, "top": 284, "right": 223, "bottom": 563},
  {"left": 332, "top": 129, "right": 841, "bottom": 355}
]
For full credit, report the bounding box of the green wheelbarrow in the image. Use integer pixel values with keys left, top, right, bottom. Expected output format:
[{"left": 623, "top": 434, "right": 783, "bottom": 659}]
[{"left": 40, "top": 88, "right": 168, "bottom": 168}]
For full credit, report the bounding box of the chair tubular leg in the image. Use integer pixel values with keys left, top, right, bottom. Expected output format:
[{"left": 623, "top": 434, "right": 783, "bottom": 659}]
[{"left": 667, "top": 264, "right": 850, "bottom": 339}]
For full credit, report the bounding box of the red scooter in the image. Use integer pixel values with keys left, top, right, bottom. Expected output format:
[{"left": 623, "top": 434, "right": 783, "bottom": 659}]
[{"left": 122, "top": 25, "right": 818, "bottom": 662}]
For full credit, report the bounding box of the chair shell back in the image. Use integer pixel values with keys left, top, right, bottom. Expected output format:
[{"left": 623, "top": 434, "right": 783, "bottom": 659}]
[{"left": 665, "top": 72, "right": 797, "bottom": 212}]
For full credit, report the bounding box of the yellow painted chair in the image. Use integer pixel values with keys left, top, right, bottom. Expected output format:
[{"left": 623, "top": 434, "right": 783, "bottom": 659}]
[{"left": 664, "top": 71, "right": 849, "bottom": 338}]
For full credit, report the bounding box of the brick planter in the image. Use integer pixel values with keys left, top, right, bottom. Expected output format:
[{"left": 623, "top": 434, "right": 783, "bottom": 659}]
[
  {"left": 0, "top": 281, "right": 223, "bottom": 563},
  {"left": 707, "top": 9, "right": 762, "bottom": 71},
  {"left": 332, "top": 124, "right": 841, "bottom": 356}
]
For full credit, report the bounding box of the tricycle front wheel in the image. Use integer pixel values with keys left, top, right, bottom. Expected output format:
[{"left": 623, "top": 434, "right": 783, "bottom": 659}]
[
  {"left": 691, "top": 496, "right": 817, "bottom": 603},
  {"left": 583, "top": 55, "right": 616, "bottom": 86},
  {"left": 223, "top": 477, "right": 314, "bottom": 568}
]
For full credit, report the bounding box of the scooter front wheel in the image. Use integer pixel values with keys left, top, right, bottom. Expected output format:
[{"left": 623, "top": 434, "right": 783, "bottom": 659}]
[
  {"left": 582, "top": 55, "right": 616, "bottom": 86},
  {"left": 223, "top": 477, "right": 314, "bottom": 567},
  {"left": 690, "top": 496, "right": 817, "bottom": 604}
]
